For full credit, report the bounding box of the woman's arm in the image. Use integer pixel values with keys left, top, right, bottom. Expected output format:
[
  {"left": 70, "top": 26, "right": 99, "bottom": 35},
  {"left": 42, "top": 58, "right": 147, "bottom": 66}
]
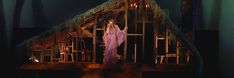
[{"left": 115, "top": 25, "right": 127, "bottom": 46}]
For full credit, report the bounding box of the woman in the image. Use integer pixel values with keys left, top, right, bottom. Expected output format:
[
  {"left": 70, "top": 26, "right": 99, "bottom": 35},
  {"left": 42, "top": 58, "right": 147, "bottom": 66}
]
[{"left": 103, "top": 19, "right": 127, "bottom": 65}]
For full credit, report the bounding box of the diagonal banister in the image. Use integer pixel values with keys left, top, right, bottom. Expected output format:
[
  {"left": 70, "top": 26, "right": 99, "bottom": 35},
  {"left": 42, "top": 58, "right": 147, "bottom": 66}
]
[
  {"left": 165, "top": 14, "right": 203, "bottom": 78},
  {"left": 148, "top": 0, "right": 203, "bottom": 77}
]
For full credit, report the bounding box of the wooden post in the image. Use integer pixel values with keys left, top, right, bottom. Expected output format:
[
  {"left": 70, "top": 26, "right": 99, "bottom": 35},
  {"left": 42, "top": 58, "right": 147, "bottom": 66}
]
[
  {"left": 55, "top": 34, "right": 58, "bottom": 62},
  {"left": 134, "top": 43, "right": 137, "bottom": 63},
  {"left": 42, "top": 48, "right": 45, "bottom": 62},
  {"left": 42, "top": 40, "right": 46, "bottom": 62},
  {"left": 154, "top": 17, "right": 158, "bottom": 64},
  {"left": 176, "top": 40, "right": 179, "bottom": 64},
  {"left": 71, "top": 37, "right": 74, "bottom": 62},
  {"left": 142, "top": 1, "right": 146, "bottom": 63},
  {"left": 124, "top": 1, "right": 128, "bottom": 63},
  {"left": 76, "top": 26, "right": 80, "bottom": 62},
  {"left": 187, "top": 48, "right": 190, "bottom": 63},
  {"left": 74, "top": 35, "right": 78, "bottom": 62},
  {"left": 53, "top": 33, "right": 57, "bottom": 62},
  {"left": 93, "top": 17, "right": 97, "bottom": 63},
  {"left": 134, "top": 5, "right": 138, "bottom": 63},
  {"left": 50, "top": 47, "right": 53, "bottom": 62},
  {"left": 165, "top": 27, "right": 168, "bottom": 63}
]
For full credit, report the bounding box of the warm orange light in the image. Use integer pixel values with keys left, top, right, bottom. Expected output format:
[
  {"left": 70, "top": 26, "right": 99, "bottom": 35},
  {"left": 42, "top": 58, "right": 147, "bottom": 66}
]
[
  {"left": 133, "top": 3, "right": 138, "bottom": 8},
  {"left": 109, "top": 21, "right": 113, "bottom": 24},
  {"left": 146, "top": 4, "right": 149, "bottom": 8},
  {"left": 130, "top": 4, "right": 133, "bottom": 7}
]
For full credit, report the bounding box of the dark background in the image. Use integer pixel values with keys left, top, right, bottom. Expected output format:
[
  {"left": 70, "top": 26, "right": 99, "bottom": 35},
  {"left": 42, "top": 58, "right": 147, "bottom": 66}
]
[{"left": 0, "top": 0, "right": 229, "bottom": 78}]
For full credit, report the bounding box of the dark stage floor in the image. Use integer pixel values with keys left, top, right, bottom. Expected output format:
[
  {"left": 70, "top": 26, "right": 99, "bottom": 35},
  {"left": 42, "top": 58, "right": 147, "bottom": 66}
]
[{"left": 19, "top": 63, "right": 194, "bottom": 78}]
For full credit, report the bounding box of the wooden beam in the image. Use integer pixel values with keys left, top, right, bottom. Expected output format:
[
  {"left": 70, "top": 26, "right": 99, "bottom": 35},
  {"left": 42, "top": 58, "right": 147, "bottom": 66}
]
[
  {"left": 137, "top": 21, "right": 155, "bottom": 23},
  {"left": 112, "top": 6, "right": 125, "bottom": 13},
  {"left": 53, "top": 33, "right": 57, "bottom": 62},
  {"left": 134, "top": 5, "right": 138, "bottom": 63},
  {"left": 134, "top": 43, "right": 137, "bottom": 63},
  {"left": 81, "top": 21, "right": 96, "bottom": 30},
  {"left": 92, "top": 15, "right": 97, "bottom": 63},
  {"left": 124, "top": 0, "right": 128, "bottom": 63},
  {"left": 75, "top": 37, "right": 78, "bottom": 62},
  {"left": 142, "top": 1, "right": 146, "bottom": 63},
  {"left": 154, "top": 17, "right": 158, "bottom": 64},
  {"left": 127, "top": 34, "right": 143, "bottom": 36},
  {"left": 41, "top": 40, "right": 45, "bottom": 63},
  {"left": 165, "top": 27, "right": 168, "bottom": 64},
  {"left": 176, "top": 40, "right": 179, "bottom": 64},
  {"left": 72, "top": 37, "right": 74, "bottom": 62},
  {"left": 76, "top": 25, "right": 82, "bottom": 62},
  {"left": 134, "top": 5, "right": 138, "bottom": 42},
  {"left": 76, "top": 25, "right": 80, "bottom": 62}
]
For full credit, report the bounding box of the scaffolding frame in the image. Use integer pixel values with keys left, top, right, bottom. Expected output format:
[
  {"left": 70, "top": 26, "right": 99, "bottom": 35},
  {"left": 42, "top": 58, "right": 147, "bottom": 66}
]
[{"left": 25, "top": 0, "right": 193, "bottom": 64}]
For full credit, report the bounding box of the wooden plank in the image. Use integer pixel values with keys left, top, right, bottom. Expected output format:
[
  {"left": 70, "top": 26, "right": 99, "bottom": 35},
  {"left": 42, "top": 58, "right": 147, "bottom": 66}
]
[
  {"left": 142, "top": 1, "right": 146, "bottom": 63},
  {"left": 153, "top": 17, "right": 157, "bottom": 64},
  {"left": 155, "top": 24, "right": 158, "bottom": 64},
  {"left": 157, "top": 37, "right": 165, "bottom": 40},
  {"left": 76, "top": 26, "right": 80, "bottom": 62},
  {"left": 40, "top": 49, "right": 44, "bottom": 62},
  {"left": 137, "top": 21, "right": 155, "bottom": 23},
  {"left": 155, "top": 17, "right": 158, "bottom": 48},
  {"left": 72, "top": 37, "right": 74, "bottom": 62},
  {"left": 50, "top": 47, "right": 53, "bottom": 62},
  {"left": 176, "top": 40, "right": 179, "bottom": 64},
  {"left": 134, "top": 43, "right": 137, "bottom": 63},
  {"left": 134, "top": 4, "right": 138, "bottom": 42},
  {"left": 124, "top": 1, "right": 128, "bottom": 63},
  {"left": 165, "top": 27, "right": 168, "bottom": 64},
  {"left": 134, "top": 5, "right": 137, "bottom": 63},
  {"left": 127, "top": 34, "right": 143, "bottom": 36},
  {"left": 92, "top": 15, "right": 97, "bottom": 63},
  {"left": 186, "top": 48, "right": 190, "bottom": 63},
  {"left": 53, "top": 33, "right": 57, "bottom": 62}
]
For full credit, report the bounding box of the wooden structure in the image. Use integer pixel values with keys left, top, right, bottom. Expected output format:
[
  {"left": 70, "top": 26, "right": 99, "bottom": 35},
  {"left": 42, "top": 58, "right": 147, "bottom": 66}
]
[{"left": 18, "top": 0, "right": 201, "bottom": 66}]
